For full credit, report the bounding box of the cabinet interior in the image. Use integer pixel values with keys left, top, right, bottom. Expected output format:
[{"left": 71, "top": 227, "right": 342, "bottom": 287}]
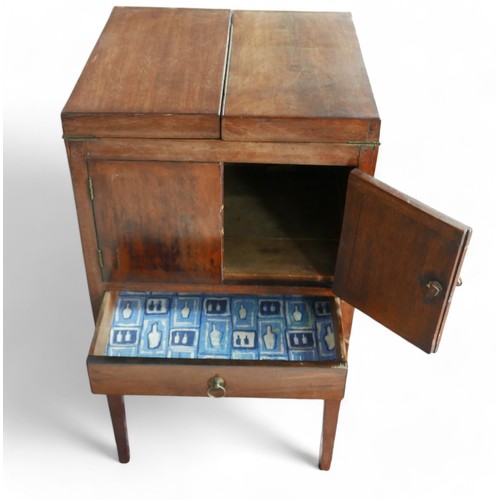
[{"left": 223, "top": 164, "right": 352, "bottom": 283}]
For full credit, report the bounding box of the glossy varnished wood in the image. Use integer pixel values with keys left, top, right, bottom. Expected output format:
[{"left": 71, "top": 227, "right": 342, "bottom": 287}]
[
  {"left": 88, "top": 160, "right": 223, "bottom": 284},
  {"left": 62, "top": 7, "right": 231, "bottom": 138},
  {"left": 333, "top": 169, "right": 471, "bottom": 353},
  {"left": 223, "top": 11, "right": 379, "bottom": 142}
]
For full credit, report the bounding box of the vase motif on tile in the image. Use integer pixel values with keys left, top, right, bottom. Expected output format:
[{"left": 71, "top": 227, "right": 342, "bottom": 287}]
[
  {"left": 122, "top": 302, "right": 132, "bottom": 320},
  {"left": 209, "top": 323, "right": 222, "bottom": 347},
  {"left": 181, "top": 301, "right": 191, "bottom": 319},
  {"left": 238, "top": 304, "right": 247, "bottom": 320},
  {"left": 292, "top": 305, "right": 303, "bottom": 322},
  {"left": 324, "top": 325, "right": 335, "bottom": 351},
  {"left": 263, "top": 324, "right": 276, "bottom": 350},
  {"left": 147, "top": 322, "right": 161, "bottom": 349}
]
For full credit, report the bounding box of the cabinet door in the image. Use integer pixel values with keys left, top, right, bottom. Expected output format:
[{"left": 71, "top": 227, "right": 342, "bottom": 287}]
[
  {"left": 332, "top": 169, "right": 471, "bottom": 353},
  {"left": 88, "top": 160, "right": 222, "bottom": 284}
]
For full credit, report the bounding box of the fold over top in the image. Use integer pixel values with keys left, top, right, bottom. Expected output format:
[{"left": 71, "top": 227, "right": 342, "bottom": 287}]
[
  {"left": 223, "top": 11, "right": 380, "bottom": 143},
  {"left": 62, "top": 7, "right": 231, "bottom": 139}
]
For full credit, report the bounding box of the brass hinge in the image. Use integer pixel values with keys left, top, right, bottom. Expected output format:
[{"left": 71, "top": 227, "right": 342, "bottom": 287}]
[
  {"left": 88, "top": 177, "right": 94, "bottom": 200},
  {"left": 347, "top": 140, "right": 381, "bottom": 146},
  {"left": 63, "top": 135, "right": 98, "bottom": 142},
  {"left": 97, "top": 249, "right": 104, "bottom": 268}
]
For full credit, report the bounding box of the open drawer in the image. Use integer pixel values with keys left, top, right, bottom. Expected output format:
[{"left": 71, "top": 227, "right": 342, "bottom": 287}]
[{"left": 88, "top": 290, "right": 348, "bottom": 399}]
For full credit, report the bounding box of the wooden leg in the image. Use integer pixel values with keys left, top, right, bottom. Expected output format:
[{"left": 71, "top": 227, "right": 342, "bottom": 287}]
[
  {"left": 318, "top": 399, "right": 341, "bottom": 471},
  {"left": 107, "top": 395, "right": 130, "bottom": 463}
]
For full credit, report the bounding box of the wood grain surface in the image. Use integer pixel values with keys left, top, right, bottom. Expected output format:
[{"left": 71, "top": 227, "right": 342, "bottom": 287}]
[
  {"left": 223, "top": 11, "right": 380, "bottom": 142},
  {"left": 88, "top": 160, "right": 223, "bottom": 284},
  {"left": 333, "top": 169, "right": 471, "bottom": 353},
  {"left": 62, "top": 7, "right": 231, "bottom": 138}
]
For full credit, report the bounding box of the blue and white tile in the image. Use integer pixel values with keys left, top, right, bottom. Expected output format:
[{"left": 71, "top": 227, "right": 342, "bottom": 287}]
[
  {"left": 167, "top": 328, "right": 199, "bottom": 358},
  {"left": 286, "top": 329, "right": 316, "bottom": 350},
  {"left": 138, "top": 318, "right": 169, "bottom": 357},
  {"left": 288, "top": 350, "right": 318, "bottom": 361},
  {"left": 231, "top": 328, "right": 259, "bottom": 359},
  {"left": 109, "top": 327, "right": 140, "bottom": 346},
  {"left": 144, "top": 295, "right": 171, "bottom": 315},
  {"left": 258, "top": 297, "right": 284, "bottom": 318},
  {"left": 171, "top": 295, "right": 202, "bottom": 326},
  {"left": 204, "top": 296, "right": 230, "bottom": 317},
  {"left": 106, "top": 346, "right": 139, "bottom": 357},
  {"left": 198, "top": 318, "right": 231, "bottom": 358},
  {"left": 231, "top": 349, "right": 259, "bottom": 360},
  {"left": 231, "top": 296, "right": 258, "bottom": 329},
  {"left": 167, "top": 350, "right": 197, "bottom": 359},
  {"left": 105, "top": 292, "right": 337, "bottom": 363},
  {"left": 114, "top": 296, "right": 145, "bottom": 326},
  {"left": 285, "top": 297, "right": 314, "bottom": 329},
  {"left": 258, "top": 319, "right": 287, "bottom": 358},
  {"left": 313, "top": 299, "right": 332, "bottom": 317},
  {"left": 316, "top": 318, "right": 337, "bottom": 361}
]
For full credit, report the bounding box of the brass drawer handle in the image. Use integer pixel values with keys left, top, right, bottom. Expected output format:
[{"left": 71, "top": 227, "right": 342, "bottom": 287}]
[{"left": 207, "top": 375, "right": 226, "bottom": 398}]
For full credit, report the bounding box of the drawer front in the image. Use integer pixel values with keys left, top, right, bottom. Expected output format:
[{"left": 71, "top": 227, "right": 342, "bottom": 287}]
[{"left": 87, "top": 358, "right": 347, "bottom": 399}]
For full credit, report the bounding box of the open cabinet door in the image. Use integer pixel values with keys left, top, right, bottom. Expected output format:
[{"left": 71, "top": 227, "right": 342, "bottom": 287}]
[{"left": 332, "top": 169, "right": 471, "bottom": 353}]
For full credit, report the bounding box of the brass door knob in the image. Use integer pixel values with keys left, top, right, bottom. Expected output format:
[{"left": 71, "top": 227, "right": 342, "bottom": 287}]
[
  {"left": 425, "top": 280, "right": 443, "bottom": 302},
  {"left": 207, "top": 375, "right": 226, "bottom": 398}
]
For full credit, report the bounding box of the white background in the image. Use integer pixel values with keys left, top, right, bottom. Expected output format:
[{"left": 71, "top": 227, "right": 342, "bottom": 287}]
[{"left": 3, "top": 0, "right": 499, "bottom": 498}]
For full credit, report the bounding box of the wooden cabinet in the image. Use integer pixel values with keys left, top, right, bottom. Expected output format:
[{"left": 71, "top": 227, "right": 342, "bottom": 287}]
[{"left": 62, "top": 7, "right": 471, "bottom": 469}]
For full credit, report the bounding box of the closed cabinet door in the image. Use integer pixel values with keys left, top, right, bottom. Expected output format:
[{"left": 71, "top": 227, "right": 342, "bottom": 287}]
[{"left": 88, "top": 160, "right": 223, "bottom": 284}]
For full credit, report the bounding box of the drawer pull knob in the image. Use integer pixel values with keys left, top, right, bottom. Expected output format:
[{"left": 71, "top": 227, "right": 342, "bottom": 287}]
[{"left": 207, "top": 375, "right": 226, "bottom": 398}]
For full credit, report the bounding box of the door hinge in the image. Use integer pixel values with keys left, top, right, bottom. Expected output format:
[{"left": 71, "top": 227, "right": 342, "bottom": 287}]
[
  {"left": 88, "top": 177, "right": 94, "bottom": 200},
  {"left": 97, "top": 248, "right": 104, "bottom": 268},
  {"left": 63, "top": 135, "right": 98, "bottom": 142},
  {"left": 347, "top": 140, "right": 381, "bottom": 146}
]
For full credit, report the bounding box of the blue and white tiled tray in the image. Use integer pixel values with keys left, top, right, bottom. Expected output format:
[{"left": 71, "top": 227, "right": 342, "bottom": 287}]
[{"left": 106, "top": 292, "right": 337, "bottom": 362}]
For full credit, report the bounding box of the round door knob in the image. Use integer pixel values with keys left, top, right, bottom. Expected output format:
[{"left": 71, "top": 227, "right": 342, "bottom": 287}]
[{"left": 207, "top": 375, "right": 226, "bottom": 398}]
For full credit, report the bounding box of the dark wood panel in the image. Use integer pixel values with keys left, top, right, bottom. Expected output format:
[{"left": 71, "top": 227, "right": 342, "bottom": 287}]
[
  {"left": 333, "top": 169, "right": 471, "bottom": 353},
  {"left": 223, "top": 11, "right": 379, "bottom": 142},
  {"left": 81, "top": 138, "right": 362, "bottom": 166},
  {"left": 88, "top": 161, "right": 223, "bottom": 284},
  {"left": 62, "top": 113, "right": 220, "bottom": 140},
  {"left": 88, "top": 358, "right": 347, "bottom": 399},
  {"left": 62, "top": 7, "right": 230, "bottom": 138}
]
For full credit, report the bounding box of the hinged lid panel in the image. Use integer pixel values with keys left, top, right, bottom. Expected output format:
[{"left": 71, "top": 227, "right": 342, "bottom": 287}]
[
  {"left": 62, "top": 7, "right": 231, "bottom": 139},
  {"left": 333, "top": 170, "right": 471, "bottom": 353},
  {"left": 223, "top": 11, "right": 380, "bottom": 143}
]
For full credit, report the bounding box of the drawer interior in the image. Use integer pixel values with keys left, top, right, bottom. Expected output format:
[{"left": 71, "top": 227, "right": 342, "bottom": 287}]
[{"left": 90, "top": 290, "right": 342, "bottom": 363}]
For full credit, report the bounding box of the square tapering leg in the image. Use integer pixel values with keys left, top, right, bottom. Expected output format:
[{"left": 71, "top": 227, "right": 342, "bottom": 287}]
[
  {"left": 319, "top": 399, "right": 341, "bottom": 470},
  {"left": 107, "top": 395, "right": 130, "bottom": 463}
]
